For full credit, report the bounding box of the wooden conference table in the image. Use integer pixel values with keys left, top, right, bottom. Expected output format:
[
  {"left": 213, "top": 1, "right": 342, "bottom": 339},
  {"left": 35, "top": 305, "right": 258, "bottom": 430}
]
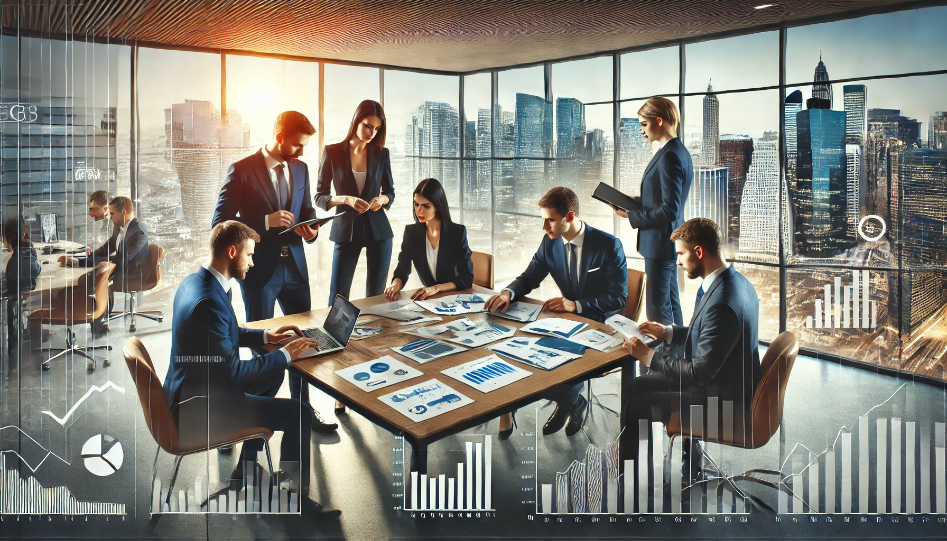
[{"left": 244, "top": 285, "right": 628, "bottom": 472}]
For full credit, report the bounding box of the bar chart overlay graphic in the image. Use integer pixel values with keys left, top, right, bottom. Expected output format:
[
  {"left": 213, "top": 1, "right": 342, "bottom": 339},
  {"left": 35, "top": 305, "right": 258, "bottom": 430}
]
[
  {"left": 1, "top": 454, "right": 125, "bottom": 515},
  {"left": 406, "top": 435, "right": 494, "bottom": 512},
  {"left": 151, "top": 461, "right": 300, "bottom": 514},
  {"left": 804, "top": 269, "right": 877, "bottom": 329}
]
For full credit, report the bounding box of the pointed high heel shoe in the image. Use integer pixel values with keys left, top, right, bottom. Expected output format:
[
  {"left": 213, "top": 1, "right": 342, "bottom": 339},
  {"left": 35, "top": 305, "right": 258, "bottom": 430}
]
[{"left": 498, "top": 411, "right": 518, "bottom": 441}]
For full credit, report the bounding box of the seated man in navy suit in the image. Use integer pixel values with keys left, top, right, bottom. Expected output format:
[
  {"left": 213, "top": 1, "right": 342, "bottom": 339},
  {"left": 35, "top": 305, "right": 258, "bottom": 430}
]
[
  {"left": 163, "top": 220, "right": 338, "bottom": 516},
  {"left": 486, "top": 187, "right": 628, "bottom": 437},
  {"left": 622, "top": 218, "right": 761, "bottom": 481}
]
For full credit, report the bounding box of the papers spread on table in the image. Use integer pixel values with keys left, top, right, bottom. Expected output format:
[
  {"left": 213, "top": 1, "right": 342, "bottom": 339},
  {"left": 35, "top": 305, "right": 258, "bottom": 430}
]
[
  {"left": 409, "top": 313, "right": 515, "bottom": 348},
  {"left": 604, "top": 314, "right": 650, "bottom": 343},
  {"left": 566, "top": 329, "right": 623, "bottom": 352},
  {"left": 489, "top": 301, "right": 542, "bottom": 323},
  {"left": 378, "top": 379, "right": 474, "bottom": 422},
  {"left": 397, "top": 314, "right": 441, "bottom": 326},
  {"left": 519, "top": 317, "right": 588, "bottom": 339},
  {"left": 351, "top": 326, "right": 382, "bottom": 340},
  {"left": 488, "top": 337, "right": 583, "bottom": 371},
  {"left": 334, "top": 355, "right": 423, "bottom": 391},
  {"left": 361, "top": 299, "right": 428, "bottom": 321},
  {"left": 392, "top": 338, "right": 467, "bottom": 364},
  {"left": 414, "top": 293, "right": 487, "bottom": 315},
  {"left": 441, "top": 354, "right": 531, "bottom": 393}
]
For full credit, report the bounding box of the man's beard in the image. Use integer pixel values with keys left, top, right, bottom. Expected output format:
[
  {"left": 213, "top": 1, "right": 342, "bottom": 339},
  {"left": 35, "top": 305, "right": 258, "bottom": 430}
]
[
  {"left": 685, "top": 262, "right": 703, "bottom": 280},
  {"left": 232, "top": 263, "right": 249, "bottom": 281}
]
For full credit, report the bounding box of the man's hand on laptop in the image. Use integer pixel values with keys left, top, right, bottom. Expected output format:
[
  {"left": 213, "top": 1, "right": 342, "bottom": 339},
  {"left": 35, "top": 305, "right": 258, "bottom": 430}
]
[
  {"left": 284, "top": 337, "right": 321, "bottom": 361},
  {"left": 267, "top": 325, "right": 303, "bottom": 344}
]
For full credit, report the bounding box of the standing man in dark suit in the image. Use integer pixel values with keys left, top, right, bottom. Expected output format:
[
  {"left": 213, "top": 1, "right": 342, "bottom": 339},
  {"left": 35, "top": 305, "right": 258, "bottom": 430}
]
[
  {"left": 163, "top": 221, "right": 339, "bottom": 517},
  {"left": 485, "top": 187, "right": 628, "bottom": 437},
  {"left": 212, "top": 111, "right": 336, "bottom": 432},
  {"left": 60, "top": 196, "right": 148, "bottom": 332},
  {"left": 622, "top": 218, "right": 761, "bottom": 481}
]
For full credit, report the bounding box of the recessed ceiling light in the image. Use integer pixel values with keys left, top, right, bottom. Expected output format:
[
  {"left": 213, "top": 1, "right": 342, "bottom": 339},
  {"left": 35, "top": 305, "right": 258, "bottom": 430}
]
[{"left": 755, "top": 4, "right": 775, "bottom": 9}]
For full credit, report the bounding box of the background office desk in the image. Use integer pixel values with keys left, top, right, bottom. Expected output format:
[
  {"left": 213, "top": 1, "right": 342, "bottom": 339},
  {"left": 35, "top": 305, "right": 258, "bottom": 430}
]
[{"left": 245, "top": 285, "right": 628, "bottom": 472}]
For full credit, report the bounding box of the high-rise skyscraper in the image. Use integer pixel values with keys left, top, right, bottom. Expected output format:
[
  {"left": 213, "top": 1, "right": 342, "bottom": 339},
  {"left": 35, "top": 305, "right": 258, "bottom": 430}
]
[
  {"left": 845, "top": 144, "right": 862, "bottom": 242},
  {"left": 686, "top": 166, "right": 728, "bottom": 245},
  {"left": 900, "top": 148, "right": 947, "bottom": 267},
  {"left": 719, "top": 135, "right": 754, "bottom": 249},
  {"left": 701, "top": 81, "right": 720, "bottom": 166},
  {"left": 514, "top": 93, "right": 552, "bottom": 212},
  {"left": 812, "top": 57, "right": 833, "bottom": 109},
  {"left": 930, "top": 111, "right": 947, "bottom": 150},
  {"left": 738, "top": 131, "right": 780, "bottom": 260},
  {"left": 793, "top": 106, "right": 852, "bottom": 258},
  {"left": 843, "top": 85, "right": 867, "bottom": 145},
  {"left": 556, "top": 97, "right": 585, "bottom": 158},
  {"left": 405, "top": 101, "right": 460, "bottom": 185}
]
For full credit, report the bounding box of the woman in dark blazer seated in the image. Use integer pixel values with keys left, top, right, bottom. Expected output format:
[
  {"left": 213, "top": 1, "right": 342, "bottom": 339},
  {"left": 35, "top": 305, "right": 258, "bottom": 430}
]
[
  {"left": 316, "top": 99, "right": 395, "bottom": 305},
  {"left": 2, "top": 218, "right": 40, "bottom": 353},
  {"left": 385, "top": 178, "right": 473, "bottom": 301},
  {"left": 611, "top": 97, "right": 693, "bottom": 326}
]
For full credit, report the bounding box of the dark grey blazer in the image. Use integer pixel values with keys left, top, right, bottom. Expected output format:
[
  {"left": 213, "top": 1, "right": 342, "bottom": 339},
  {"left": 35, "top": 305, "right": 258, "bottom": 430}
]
[{"left": 315, "top": 142, "right": 395, "bottom": 243}]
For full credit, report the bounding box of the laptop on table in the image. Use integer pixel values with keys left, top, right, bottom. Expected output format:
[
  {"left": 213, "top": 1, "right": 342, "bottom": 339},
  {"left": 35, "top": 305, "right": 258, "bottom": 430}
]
[{"left": 286, "top": 295, "right": 361, "bottom": 359}]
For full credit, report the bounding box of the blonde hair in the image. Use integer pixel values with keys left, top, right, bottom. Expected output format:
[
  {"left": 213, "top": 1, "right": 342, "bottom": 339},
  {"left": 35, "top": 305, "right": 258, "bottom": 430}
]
[{"left": 637, "top": 97, "right": 680, "bottom": 138}]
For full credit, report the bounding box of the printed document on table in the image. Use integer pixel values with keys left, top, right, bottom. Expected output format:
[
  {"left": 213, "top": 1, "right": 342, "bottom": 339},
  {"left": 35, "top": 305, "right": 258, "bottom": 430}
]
[
  {"left": 604, "top": 314, "right": 650, "bottom": 343},
  {"left": 489, "top": 301, "right": 542, "bottom": 323},
  {"left": 441, "top": 354, "right": 531, "bottom": 393},
  {"left": 392, "top": 338, "right": 467, "bottom": 364},
  {"left": 414, "top": 293, "right": 487, "bottom": 315},
  {"left": 361, "top": 299, "right": 427, "bottom": 321},
  {"left": 519, "top": 317, "right": 588, "bottom": 338},
  {"left": 409, "top": 313, "right": 515, "bottom": 348},
  {"left": 378, "top": 379, "right": 474, "bottom": 422},
  {"left": 335, "top": 355, "right": 423, "bottom": 391},
  {"left": 567, "top": 329, "right": 623, "bottom": 352},
  {"left": 488, "top": 337, "right": 582, "bottom": 371}
]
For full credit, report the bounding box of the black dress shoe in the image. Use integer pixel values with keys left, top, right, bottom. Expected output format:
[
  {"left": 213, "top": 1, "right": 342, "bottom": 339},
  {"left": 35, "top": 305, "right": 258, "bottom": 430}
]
[
  {"left": 542, "top": 403, "right": 571, "bottom": 436},
  {"left": 312, "top": 409, "right": 339, "bottom": 433},
  {"left": 564, "top": 394, "right": 588, "bottom": 437},
  {"left": 497, "top": 411, "right": 517, "bottom": 441}
]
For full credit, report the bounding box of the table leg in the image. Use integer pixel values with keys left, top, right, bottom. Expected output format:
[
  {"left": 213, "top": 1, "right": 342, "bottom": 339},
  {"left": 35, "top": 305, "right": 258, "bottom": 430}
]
[{"left": 410, "top": 441, "right": 428, "bottom": 475}]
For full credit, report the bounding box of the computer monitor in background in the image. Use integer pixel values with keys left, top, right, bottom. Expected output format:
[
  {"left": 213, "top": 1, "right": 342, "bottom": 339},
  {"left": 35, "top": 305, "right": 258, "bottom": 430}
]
[{"left": 35, "top": 213, "right": 59, "bottom": 243}]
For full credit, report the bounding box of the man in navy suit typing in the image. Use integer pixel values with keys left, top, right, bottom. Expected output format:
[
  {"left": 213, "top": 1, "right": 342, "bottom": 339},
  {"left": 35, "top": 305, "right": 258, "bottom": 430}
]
[
  {"left": 486, "top": 187, "right": 627, "bottom": 437},
  {"left": 622, "top": 218, "right": 761, "bottom": 480},
  {"left": 213, "top": 111, "right": 337, "bottom": 432},
  {"left": 163, "top": 221, "right": 339, "bottom": 516}
]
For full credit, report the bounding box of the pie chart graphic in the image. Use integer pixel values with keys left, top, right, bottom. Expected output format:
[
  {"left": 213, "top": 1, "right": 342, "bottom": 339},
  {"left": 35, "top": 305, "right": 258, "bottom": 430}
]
[{"left": 81, "top": 434, "right": 124, "bottom": 477}]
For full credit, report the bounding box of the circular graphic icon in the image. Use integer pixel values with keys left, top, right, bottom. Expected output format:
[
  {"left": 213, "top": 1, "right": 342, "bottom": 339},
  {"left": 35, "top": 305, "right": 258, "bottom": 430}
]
[
  {"left": 370, "top": 362, "right": 390, "bottom": 373},
  {"left": 393, "top": 369, "right": 408, "bottom": 376},
  {"left": 353, "top": 372, "right": 371, "bottom": 381},
  {"left": 81, "top": 434, "right": 123, "bottom": 477},
  {"left": 858, "top": 215, "right": 887, "bottom": 242}
]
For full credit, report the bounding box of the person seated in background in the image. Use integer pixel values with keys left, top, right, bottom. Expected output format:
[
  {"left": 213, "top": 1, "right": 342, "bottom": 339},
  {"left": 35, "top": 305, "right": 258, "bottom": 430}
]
[
  {"left": 84, "top": 190, "right": 112, "bottom": 252},
  {"left": 59, "top": 196, "right": 149, "bottom": 332},
  {"left": 162, "top": 220, "right": 339, "bottom": 517},
  {"left": 385, "top": 177, "right": 473, "bottom": 301},
  {"left": 485, "top": 187, "right": 628, "bottom": 439},
  {"left": 2, "top": 217, "right": 41, "bottom": 353},
  {"left": 621, "top": 218, "right": 761, "bottom": 476}
]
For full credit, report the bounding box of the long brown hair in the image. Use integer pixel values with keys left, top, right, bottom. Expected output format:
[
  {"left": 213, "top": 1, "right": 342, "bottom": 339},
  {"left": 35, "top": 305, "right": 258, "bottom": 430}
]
[
  {"left": 342, "top": 100, "right": 387, "bottom": 148},
  {"left": 637, "top": 97, "right": 680, "bottom": 138}
]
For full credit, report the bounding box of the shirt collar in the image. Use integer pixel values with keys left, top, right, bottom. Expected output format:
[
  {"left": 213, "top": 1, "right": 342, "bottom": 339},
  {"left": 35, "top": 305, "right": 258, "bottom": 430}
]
[
  {"left": 202, "top": 262, "right": 232, "bottom": 293},
  {"left": 701, "top": 262, "right": 730, "bottom": 293},
  {"left": 261, "top": 146, "right": 283, "bottom": 171},
  {"left": 562, "top": 220, "right": 586, "bottom": 248}
]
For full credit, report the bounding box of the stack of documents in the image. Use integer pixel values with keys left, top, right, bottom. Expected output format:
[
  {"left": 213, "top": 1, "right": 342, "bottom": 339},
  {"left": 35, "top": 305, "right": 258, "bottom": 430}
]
[
  {"left": 409, "top": 313, "right": 515, "bottom": 348},
  {"left": 490, "top": 301, "right": 542, "bottom": 323},
  {"left": 414, "top": 293, "right": 487, "bottom": 315},
  {"left": 520, "top": 317, "right": 588, "bottom": 339},
  {"left": 488, "top": 337, "right": 582, "bottom": 371}
]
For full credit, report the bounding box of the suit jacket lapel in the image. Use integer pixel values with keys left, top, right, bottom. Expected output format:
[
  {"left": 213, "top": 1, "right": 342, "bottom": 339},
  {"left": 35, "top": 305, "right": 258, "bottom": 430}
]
[
  {"left": 413, "top": 224, "right": 435, "bottom": 285},
  {"left": 250, "top": 150, "right": 279, "bottom": 210},
  {"left": 641, "top": 138, "right": 675, "bottom": 181},
  {"left": 687, "top": 265, "right": 733, "bottom": 332},
  {"left": 339, "top": 145, "right": 360, "bottom": 197},
  {"left": 576, "top": 224, "right": 594, "bottom": 295}
]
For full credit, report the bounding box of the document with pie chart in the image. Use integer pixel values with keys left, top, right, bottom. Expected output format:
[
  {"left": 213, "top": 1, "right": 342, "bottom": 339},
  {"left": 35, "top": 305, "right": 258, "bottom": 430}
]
[{"left": 334, "top": 355, "right": 423, "bottom": 392}]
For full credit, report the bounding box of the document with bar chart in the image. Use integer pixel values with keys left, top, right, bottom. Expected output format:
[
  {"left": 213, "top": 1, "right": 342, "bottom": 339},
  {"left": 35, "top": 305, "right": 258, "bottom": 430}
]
[
  {"left": 441, "top": 354, "right": 531, "bottom": 393},
  {"left": 405, "top": 435, "right": 495, "bottom": 512}
]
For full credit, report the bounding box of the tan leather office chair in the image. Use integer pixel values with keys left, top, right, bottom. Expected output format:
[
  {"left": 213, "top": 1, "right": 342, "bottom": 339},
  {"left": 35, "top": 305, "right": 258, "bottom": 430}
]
[
  {"left": 110, "top": 244, "right": 165, "bottom": 332},
  {"left": 624, "top": 268, "right": 645, "bottom": 321},
  {"left": 471, "top": 251, "right": 494, "bottom": 290},
  {"left": 664, "top": 331, "right": 799, "bottom": 502},
  {"left": 123, "top": 337, "right": 276, "bottom": 511},
  {"left": 29, "top": 261, "right": 115, "bottom": 371}
]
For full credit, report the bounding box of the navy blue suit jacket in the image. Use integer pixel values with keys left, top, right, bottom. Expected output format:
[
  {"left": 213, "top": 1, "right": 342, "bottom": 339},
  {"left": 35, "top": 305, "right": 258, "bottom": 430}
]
[
  {"left": 212, "top": 150, "right": 318, "bottom": 288},
  {"left": 651, "top": 265, "right": 762, "bottom": 408},
  {"left": 163, "top": 267, "right": 288, "bottom": 408},
  {"left": 628, "top": 137, "right": 693, "bottom": 260},
  {"left": 315, "top": 142, "right": 395, "bottom": 243},
  {"left": 392, "top": 221, "right": 473, "bottom": 290},
  {"left": 506, "top": 224, "right": 627, "bottom": 323}
]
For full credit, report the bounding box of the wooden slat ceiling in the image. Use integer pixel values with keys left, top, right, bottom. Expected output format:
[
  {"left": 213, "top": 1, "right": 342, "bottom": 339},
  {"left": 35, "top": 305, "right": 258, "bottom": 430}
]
[{"left": 1, "top": 0, "right": 925, "bottom": 73}]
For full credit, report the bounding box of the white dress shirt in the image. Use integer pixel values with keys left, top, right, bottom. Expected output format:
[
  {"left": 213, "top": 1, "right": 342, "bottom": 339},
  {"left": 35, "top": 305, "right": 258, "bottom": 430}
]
[
  {"left": 504, "top": 220, "right": 585, "bottom": 313},
  {"left": 262, "top": 146, "right": 292, "bottom": 232},
  {"left": 113, "top": 223, "right": 127, "bottom": 256},
  {"left": 663, "top": 261, "right": 730, "bottom": 344},
  {"left": 425, "top": 236, "right": 439, "bottom": 282},
  {"left": 202, "top": 263, "right": 291, "bottom": 366},
  {"left": 352, "top": 170, "right": 367, "bottom": 196}
]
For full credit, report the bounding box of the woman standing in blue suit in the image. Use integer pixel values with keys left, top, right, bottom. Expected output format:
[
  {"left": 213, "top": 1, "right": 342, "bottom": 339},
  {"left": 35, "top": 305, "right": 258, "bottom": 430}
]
[
  {"left": 611, "top": 97, "right": 692, "bottom": 326},
  {"left": 385, "top": 178, "right": 473, "bottom": 302},
  {"left": 316, "top": 99, "right": 395, "bottom": 305}
]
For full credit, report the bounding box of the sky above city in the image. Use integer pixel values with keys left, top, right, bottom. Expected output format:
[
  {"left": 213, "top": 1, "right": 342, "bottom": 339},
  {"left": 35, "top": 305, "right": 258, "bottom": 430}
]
[{"left": 35, "top": 4, "right": 942, "bottom": 145}]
